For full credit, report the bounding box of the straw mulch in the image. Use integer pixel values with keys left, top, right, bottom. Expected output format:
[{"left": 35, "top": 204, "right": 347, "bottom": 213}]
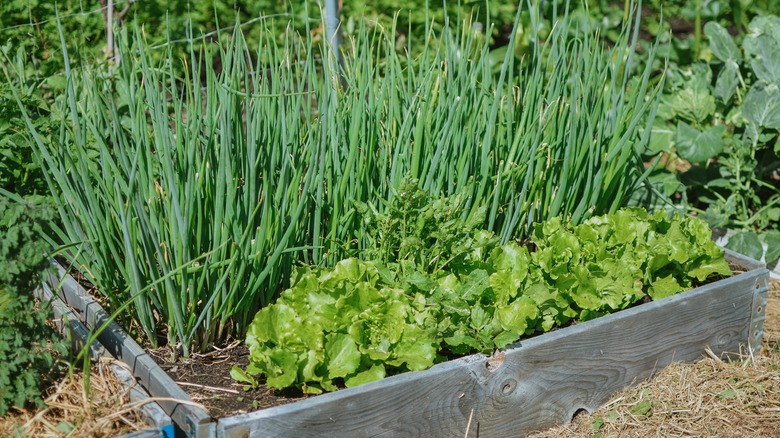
[
  {"left": 0, "top": 358, "right": 149, "bottom": 438},
  {"left": 531, "top": 278, "right": 780, "bottom": 438}
]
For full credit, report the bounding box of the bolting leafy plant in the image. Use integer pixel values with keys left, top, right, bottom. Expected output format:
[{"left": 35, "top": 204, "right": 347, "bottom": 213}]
[
  {"left": 355, "top": 178, "right": 499, "bottom": 276},
  {"left": 0, "top": 194, "right": 67, "bottom": 415},
  {"left": 235, "top": 201, "right": 732, "bottom": 394}
]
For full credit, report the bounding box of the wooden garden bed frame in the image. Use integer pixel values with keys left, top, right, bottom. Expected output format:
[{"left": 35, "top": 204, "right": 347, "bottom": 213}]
[{"left": 45, "top": 250, "right": 770, "bottom": 437}]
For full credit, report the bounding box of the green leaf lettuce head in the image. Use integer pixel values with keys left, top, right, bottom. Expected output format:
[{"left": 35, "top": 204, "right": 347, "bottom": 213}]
[
  {"left": 241, "top": 208, "right": 731, "bottom": 392},
  {"left": 244, "top": 259, "right": 438, "bottom": 394}
]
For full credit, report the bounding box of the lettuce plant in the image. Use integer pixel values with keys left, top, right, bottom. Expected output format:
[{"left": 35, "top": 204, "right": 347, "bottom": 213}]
[{"left": 237, "top": 207, "right": 731, "bottom": 394}]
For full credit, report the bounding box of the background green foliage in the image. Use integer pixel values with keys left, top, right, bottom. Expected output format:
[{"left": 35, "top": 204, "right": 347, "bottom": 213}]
[
  {"left": 0, "top": 196, "right": 66, "bottom": 415},
  {"left": 0, "top": 49, "right": 57, "bottom": 197},
  {"left": 644, "top": 15, "right": 780, "bottom": 265}
]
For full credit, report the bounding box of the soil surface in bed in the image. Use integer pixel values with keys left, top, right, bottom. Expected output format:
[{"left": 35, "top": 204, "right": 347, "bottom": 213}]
[{"left": 148, "top": 342, "right": 313, "bottom": 419}]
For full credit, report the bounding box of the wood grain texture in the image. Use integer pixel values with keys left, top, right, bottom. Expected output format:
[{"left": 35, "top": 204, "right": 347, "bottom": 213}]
[
  {"left": 46, "top": 262, "right": 213, "bottom": 438},
  {"left": 217, "top": 255, "right": 768, "bottom": 438}
]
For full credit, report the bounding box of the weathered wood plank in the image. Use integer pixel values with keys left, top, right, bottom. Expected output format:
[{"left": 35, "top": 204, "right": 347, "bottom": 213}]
[
  {"left": 36, "top": 282, "right": 173, "bottom": 429},
  {"left": 473, "top": 269, "right": 765, "bottom": 436},
  {"left": 36, "top": 282, "right": 106, "bottom": 358},
  {"left": 46, "top": 262, "right": 214, "bottom": 438},
  {"left": 217, "top": 255, "right": 768, "bottom": 438}
]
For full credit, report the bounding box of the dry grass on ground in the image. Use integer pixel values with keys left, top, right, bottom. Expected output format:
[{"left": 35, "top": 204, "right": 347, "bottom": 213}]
[
  {"left": 0, "top": 358, "right": 148, "bottom": 438},
  {"left": 3, "top": 282, "right": 778, "bottom": 437},
  {"left": 531, "top": 278, "right": 780, "bottom": 438}
]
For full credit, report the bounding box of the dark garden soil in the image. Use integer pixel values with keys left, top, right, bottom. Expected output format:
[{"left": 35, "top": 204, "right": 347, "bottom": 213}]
[
  {"left": 148, "top": 342, "right": 313, "bottom": 419},
  {"left": 57, "top": 256, "right": 315, "bottom": 419}
]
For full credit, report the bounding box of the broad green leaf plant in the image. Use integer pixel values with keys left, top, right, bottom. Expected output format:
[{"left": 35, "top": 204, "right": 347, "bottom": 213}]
[
  {"left": 0, "top": 195, "right": 67, "bottom": 415},
  {"left": 238, "top": 206, "right": 731, "bottom": 394},
  {"left": 645, "top": 14, "right": 780, "bottom": 266}
]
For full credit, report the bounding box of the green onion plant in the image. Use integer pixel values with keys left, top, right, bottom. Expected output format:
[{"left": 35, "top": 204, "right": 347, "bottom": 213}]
[{"left": 11, "top": 1, "right": 663, "bottom": 356}]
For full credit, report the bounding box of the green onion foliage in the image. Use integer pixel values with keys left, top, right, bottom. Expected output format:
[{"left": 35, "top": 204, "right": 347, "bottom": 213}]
[
  {"left": 15, "top": 20, "right": 322, "bottom": 356},
  {"left": 15, "top": 2, "right": 662, "bottom": 356}
]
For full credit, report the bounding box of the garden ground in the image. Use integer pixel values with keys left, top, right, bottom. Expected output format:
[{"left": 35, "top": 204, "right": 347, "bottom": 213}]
[
  {"left": 1, "top": 280, "right": 778, "bottom": 437},
  {"left": 532, "top": 278, "right": 780, "bottom": 438},
  {"left": 0, "top": 358, "right": 148, "bottom": 437}
]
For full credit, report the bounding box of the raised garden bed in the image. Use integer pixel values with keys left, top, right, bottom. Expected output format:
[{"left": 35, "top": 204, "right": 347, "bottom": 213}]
[{"left": 42, "top": 249, "right": 769, "bottom": 437}]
